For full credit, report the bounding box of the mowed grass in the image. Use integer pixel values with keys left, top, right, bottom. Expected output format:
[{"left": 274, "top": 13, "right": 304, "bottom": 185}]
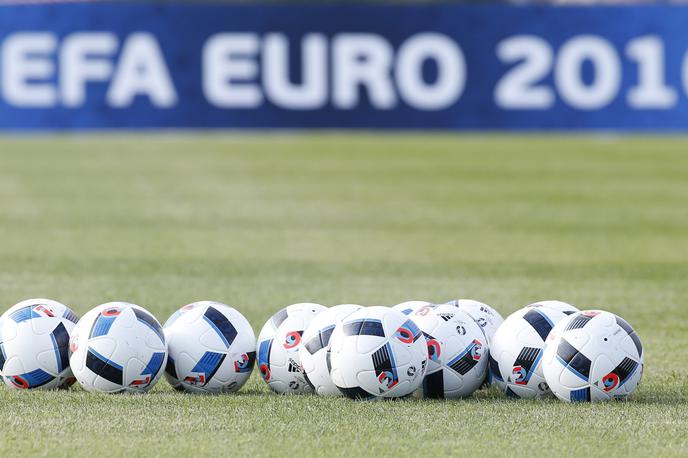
[{"left": 0, "top": 134, "right": 687, "bottom": 457}]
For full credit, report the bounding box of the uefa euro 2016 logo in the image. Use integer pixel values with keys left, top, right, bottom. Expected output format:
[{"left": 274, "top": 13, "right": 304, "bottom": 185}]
[
  {"left": 427, "top": 339, "right": 441, "bottom": 362},
  {"left": 283, "top": 331, "right": 302, "bottom": 349},
  {"left": 512, "top": 366, "right": 528, "bottom": 385},
  {"left": 234, "top": 354, "right": 252, "bottom": 372},
  {"left": 395, "top": 327, "right": 414, "bottom": 344},
  {"left": 378, "top": 371, "right": 398, "bottom": 389},
  {"left": 470, "top": 340, "right": 483, "bottom": 361},
  {"left": 602, "top": 373, "right": 620, "bottom": 392}
]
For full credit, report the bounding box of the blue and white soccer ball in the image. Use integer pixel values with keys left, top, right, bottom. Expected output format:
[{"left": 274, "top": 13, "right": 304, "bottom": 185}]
[
  {"left": 257, "top": 303, "right": 326, "bottom": 394},
  {"left": 299, "top": 303, "right": 363, "bottom": 396},
  {"left": 329, "top": 306, "right": 428, "bottom": 400},
  {"left": 412, "top": 304, "right": 487, "bottom": 398},
  {"left": 0, "top": 298, "right": 79, "bottom": 390},
  {"left": 391, "top": 301, "right": 432, "bottom": 316},
  {"left": 490, "top": 302, "right": 580, "bottom": 399},
  {"left": 163, "top": 301, "right": 256, "bottom": 394},
  {"left": 69, "top": 302, "right": 167, "bottom": 393},
  {"left": 542, "top": 310, "right": 644, "bottom": 402}
]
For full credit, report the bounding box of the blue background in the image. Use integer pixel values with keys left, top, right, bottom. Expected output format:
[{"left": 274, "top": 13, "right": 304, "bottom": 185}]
[{"left": 1, "top": 4, "right": 688, "bottom": 130}]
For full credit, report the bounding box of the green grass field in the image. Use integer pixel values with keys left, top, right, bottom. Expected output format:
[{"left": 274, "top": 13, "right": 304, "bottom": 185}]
[{"left": 0, "top": 134, "right": 686, "bottom": 457}]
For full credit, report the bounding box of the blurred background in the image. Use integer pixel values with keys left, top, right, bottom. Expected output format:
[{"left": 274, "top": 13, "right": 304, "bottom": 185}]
[{"left": 2, "top": 1, "right": 688, "bottom": 129}]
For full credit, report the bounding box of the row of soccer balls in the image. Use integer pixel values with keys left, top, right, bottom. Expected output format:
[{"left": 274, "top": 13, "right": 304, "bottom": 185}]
[
  {"left": 259, "top": 300, "right": 644, "bottom": 402},
  {"left": 0, "top": 297, "right": 643, "bottom": 402}
]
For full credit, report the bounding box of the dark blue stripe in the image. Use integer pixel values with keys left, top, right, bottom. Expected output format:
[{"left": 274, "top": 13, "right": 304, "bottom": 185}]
[
  {"left": 343, "top": 319, "right": 384, "bottom": 337},
  {"left": 86, "top": 348, "right": 123, "bottom": 385},
  {"left": 50, "top": 322, "right": 70, "bottom": 373},
  {"left": 134, "top": 308, "right": 165, "bottom": 344},
  {"left": 304, "top": 325, "right": 336, "bottom": 355},
  {"left": 523, "top": 309, "right": 554, "bottom": 341},
  {"left": 203, "top": 306, "right": 237, "bottom": 348}
]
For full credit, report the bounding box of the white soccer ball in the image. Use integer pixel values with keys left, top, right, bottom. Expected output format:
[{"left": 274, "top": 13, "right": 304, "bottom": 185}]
[
  {"left": 412, "top": 304, "right": 487, "bottom": 398},
  {"left": 69, "top": 302, "right": 167, "bottom": 393},
  {"left": 256, "top": 303, "right": 326, "bottom": 394},
  {"left": 489, "top": 303, "right": 579, "bottom": 398},
  {"left": 391, "top": 301, "right": 432, "bottom": 316},
  {"left": 299, "top": 303, "right": 363, "bottom": 396},
  {"left": 0, "top": 298, "right": 79, "bottom": 390},
  {"left": 444, "top": 299, "right": 504, "bottom": 344},
  {"left": 329, "top": 306, "right": 428, "bottom": 400},
  {"left": 542, "top": 310, "right": 644, "bottom": 402},
  {"left": 163, "top": 301, "right": 256, "bottom": 394}
]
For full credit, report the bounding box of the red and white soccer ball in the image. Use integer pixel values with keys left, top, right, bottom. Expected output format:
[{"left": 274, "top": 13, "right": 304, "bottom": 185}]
[
  {"left": 69, "top": 302, "right": 167, "bottom": 393},
  {"left": 0, "top": 298, "right": 79, "bottom": 390},
  {"left": 299, "top": 303, "right": 363, "bottom": 396},
  {"left": 412, "top": 304, "right": 488, "bottom": 398},
  {"left": 542, "top": 310, "right": 644, "bottom": 402},
  {"left": 329, "top": 306, "right": 428, "bottom": 400},
  {"left": 163, "top": 301, "right": 256, "bottom": 394},
  {"left": 256, "top": 303, "right": 326, "bottom": 394},
  {"left": 489, "top": 301, "right": 579, "bottom": 399}
]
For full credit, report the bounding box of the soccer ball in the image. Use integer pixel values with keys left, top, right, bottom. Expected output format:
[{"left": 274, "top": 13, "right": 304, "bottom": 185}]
[
  {"left": 0, "top": 298, "right": 79, "bottom": 390},
  {"left": 163, "top": 301, "right": 256, "bottom": 394},
  {"left": 444, "top": 299, "right": 504, "bottom": 344},
  {"left": 412, "top": 303, "right": 487, "bottom": 398},
  {"left": 490, "top": 303, "right": 579, "bottom": 398},
  {"left": 257, "top": 303, "right": 326, "bottom": 394},
  {"left": 542, "top": 310, "right": 644, "bottom": 402},
  {"left": 69, "top": 302, "right": 167, "bottom": 393},
  {"left": 329, "top": 306, "right": 428, "bottom": 400},
  {"left": 392, "top": 301, "right": 432, "bottom": 316},
  {"left": 299, "top": 303, "right": 363, "bottom": 396}
]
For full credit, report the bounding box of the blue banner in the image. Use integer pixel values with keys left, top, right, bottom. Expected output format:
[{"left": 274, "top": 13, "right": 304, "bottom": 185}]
[{"left": 1, "top": 4, "right": 688, "bottom": 130}]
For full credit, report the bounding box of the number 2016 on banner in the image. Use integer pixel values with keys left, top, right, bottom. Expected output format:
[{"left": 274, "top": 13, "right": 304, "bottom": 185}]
[{"left": 494, "top": 35, "right": 683, "bottom": 110}]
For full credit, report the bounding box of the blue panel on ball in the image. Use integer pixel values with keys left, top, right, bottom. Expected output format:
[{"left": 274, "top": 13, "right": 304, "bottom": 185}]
[
  {"left": 50, "top": 322, "right": 71, "bottom": 373},
  {"left": 8, "top": 307, "right": 34, "bottom": 323},
  {"left": 190, "top": 351, "right": 226, "bottom": 386},
  {"left": 570, "top": 387, "right": 591, "bottom": 402},
  {"left": 10, "top": 368, "right": 55, "bottom": 389},
  {"left": 142, "top": 352, "right": 166, "bottom": 378},
  {"left": 90, "top": 315, "right": 117, "bottom": 338},
  {"left": 203, "top": 307, "right": 238, "bottom": 348}
]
